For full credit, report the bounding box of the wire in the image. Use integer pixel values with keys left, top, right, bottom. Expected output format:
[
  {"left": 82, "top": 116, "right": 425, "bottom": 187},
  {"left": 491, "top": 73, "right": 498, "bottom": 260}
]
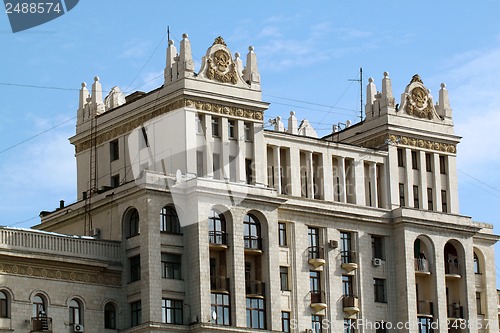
[{"left": 457, "top": 169, "right": 500, "bottom": 194}]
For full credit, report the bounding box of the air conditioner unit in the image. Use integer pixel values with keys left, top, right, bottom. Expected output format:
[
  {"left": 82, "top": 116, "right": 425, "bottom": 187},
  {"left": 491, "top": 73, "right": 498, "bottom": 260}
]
[
  {"left": 74, "top": 324, "right": 84, "bottom": 332},
  {"left": 329, "top": 240, "right": 338, "bottom": 249},
  {"left": 372, "top": 258, "right": 383, "bottom": 266}
]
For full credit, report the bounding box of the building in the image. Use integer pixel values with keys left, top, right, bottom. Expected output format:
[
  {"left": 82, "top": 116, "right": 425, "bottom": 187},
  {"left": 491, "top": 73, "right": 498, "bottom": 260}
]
[{"left": 0, "top": 34, "right": 497, "bottom": 333}]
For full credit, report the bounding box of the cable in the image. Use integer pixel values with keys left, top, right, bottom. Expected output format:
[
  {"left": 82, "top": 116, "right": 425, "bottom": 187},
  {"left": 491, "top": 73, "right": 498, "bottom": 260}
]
[{"left": 457, "top": 169, "right": 500, "bottom": 194}]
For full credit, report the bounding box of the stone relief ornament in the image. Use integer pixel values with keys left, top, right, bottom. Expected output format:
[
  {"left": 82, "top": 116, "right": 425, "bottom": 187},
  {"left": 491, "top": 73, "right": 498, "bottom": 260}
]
[
  {"left": 206, "top": 48, "right": 239, "bottom": 84},
  {"left": 406, "top": 86, "right": 434, "bottom": 119}
]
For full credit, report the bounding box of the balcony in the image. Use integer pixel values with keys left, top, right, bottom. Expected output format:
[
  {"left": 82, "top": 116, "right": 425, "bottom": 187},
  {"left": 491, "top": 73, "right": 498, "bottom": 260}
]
[
  {"left": 414, "top": 258, "right": 431, "bottom": 275},
  {"left": 417, "top": 300, "right": 433, "bottom": 317},
  {"left": 31, "top": 317, "right": 52, "bottom": 332},
  {"left": 245, "top": 280, "right": 265, "bottom": 298},
  {"left": 308, "top": 246, "right": 326, "bottom": 269},
  {"left": 210, "top": 276, "right": 230, "bottom": 293},
  {"left": 310, "top": 290, "right": 327, "bottom": 312},
  {"left": 244, "top": 236, "right": 262, "bottom": 254},
  {"left": 445, "top": 261, "right": 461, "bottom": 278},
  {"left": 209, "top": 231, "right": 228, "bottom": 250},
  {"left": 343, "top": 295, "right": 360, "bottom": 315},
  {"left": 341, "top": 250, "right": 358, "bottom": 273},
  {"left": 447, "top": 304, "right": 464, "bottom": 320}
]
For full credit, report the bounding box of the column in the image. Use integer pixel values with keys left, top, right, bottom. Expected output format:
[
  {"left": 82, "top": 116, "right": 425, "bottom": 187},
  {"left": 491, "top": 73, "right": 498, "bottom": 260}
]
[
  {"left": 236, "top": 120, "right": 246, "bottom": 183},
  {"left": 405, "top": 149, "right": 413, "bottom": 208},
  {"left": 290, "top": 147, "right": 301, "bottom": 197},
  {"left": 253, "top": 122, "right": 266, "bottom": 186},
  {"left": 369, "top": 162, "right": 378, "bottom": 207},
  {"left": 305, "top": 151, "right": 314, "bottom": 199},
  {"left": 388, "top": 146, "right": 400, "bottom": 209},
  {"left": 205, "top": 114, "right": 214, "bottom": 178},
  {"left": 354, "top": 158, "right": 365, "bottom": 206},
  {"left": 322, "top": 153, "right": 334, "bottom": 201},
  {"left": 432, "top": 153, "right": 442, "bottom": 211},
  {"left": 338, "top": 157, "right": 347, "bottom": 203},
  {"left": 419, "top": 151, "right": 427, "bottom": 210},
  {"left": 447, "top": 155, "right": 459, "bottom": 214},
  {"left": 273, "top": 145, "right": 281, "bottom": 194},
  {"left": 220, "top": 118, "right": 230, "bottom": 180}
]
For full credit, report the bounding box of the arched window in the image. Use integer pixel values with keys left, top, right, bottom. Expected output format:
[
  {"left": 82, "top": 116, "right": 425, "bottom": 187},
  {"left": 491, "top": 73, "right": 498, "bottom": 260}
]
[
  {"left": 208, "top": 210, "right": 227, "bottom": 245},
  {"left": 69, "top": 299, "right": 83, "bottom": 325},
  {"left": 0, "top": 291, "right": 8, "bottom": 318},
  {"left": 160, "top": 206, "right": 181, "bottom": 234},
  {"left": 243, "top": 214, "right": 261, "bottom": 250},
  {"left": 33, "top": 295, "right": 46, "bottom": 318},
  {"left": 104, "top": 303, "right": 116, "bottom": 329},
  {"left": 474, "top": 252, "right": 480, "bottom": 274},
  {"left": 125, "top": 208, "right": 139, "bottom": 238}
]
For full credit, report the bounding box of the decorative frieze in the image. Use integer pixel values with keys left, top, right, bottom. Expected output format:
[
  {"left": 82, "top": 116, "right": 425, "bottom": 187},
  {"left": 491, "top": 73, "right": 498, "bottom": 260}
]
[{"left": 362, "top": 134, "right": 457, "bottom": 154}]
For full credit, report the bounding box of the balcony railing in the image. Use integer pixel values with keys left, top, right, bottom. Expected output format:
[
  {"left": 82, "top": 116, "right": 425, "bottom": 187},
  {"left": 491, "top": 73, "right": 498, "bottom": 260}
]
[
  {"left": 445, "top": 261, "right": 461, "bottom": 276},
  {"left": 31, "top": 317, "right": 52, "bottom": 332},
  {"left": 417, "top": 300, "right": 433, "bottom": 316},
  {"left": 244, "top": 236, "right": 262, "bottom": 251},
  {"left": 210, "top": 276, "right": 230, "bottom": 292},
  {"left": 245, "top": 280, "right": 265, "bottom": 297},
  {"left": 310, "top": 290, "right": 326, "bottom": 304},
  {"left": 341, "top": 250, "right": 356, "bottom": 264},
  {"left": 209, "top": 231, "right": 228, "bottom": 246},
  {"left": 447, "top": 304, "right": 464, "bottom": 319},
  {"left": 414, "top": 258, "right": 430, "bottom": 273},
  {"left": 308, "top": 246, "right": 324, "bottom": 260},
  {"left": 342, "top": 295, "right": 360, "bottom": 315}
]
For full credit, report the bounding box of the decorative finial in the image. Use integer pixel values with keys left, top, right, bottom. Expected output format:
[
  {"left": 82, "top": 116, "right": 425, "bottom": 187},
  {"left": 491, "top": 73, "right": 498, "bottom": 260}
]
[
  {"left": 213, "top": 36, "right": 227, "bottom": 46},
  {"left": 441, "top": 83, "right": 446, "bottom": 89},
  {"left": 277, "top": 116, "right": 281, "bottom": 120},
  {"left": 94, "top": 76, "right": 99, "bottom": 82},
  {"left": 235, "top": 52, "right": 240, "bottom": 58},
  {"left": 383, "top": 71, "right": 389, "bottom": 78},
  {"left": 248, "top": 46, "right": 254, "bottom": 52},
  {"left": 168, "top": 39, "right": 174, "bottom": 45},
  {"left": 368, "top": 77, "right": 374, "bottom": 83},
  {"left": 182, "top": 33, "right": 188, "bottom": 39},
  {"left": 81, "top": 82, "right": 86, "bottom": 88},
  {"left": 290, "top": 111, "right": 295, "bottom": 116},
  {"left": 410, "top": 74, "right": 423, "bottom": 84}
]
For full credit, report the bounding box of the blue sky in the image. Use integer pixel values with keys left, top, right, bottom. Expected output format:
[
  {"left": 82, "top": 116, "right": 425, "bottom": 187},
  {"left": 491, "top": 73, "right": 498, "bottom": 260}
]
[{"left": 1, "top": 1, "right": 500, "bottom": 281}]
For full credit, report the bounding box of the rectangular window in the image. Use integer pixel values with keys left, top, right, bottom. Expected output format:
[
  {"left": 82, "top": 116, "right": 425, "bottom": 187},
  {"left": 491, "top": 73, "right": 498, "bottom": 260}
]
[
  {"left": 111, "top": 174, "right": 120, "bottom": 188},
  {"left": 196, "top": 114, "right": 204, "bottom": 134},
  {"left": 312, "top": 315, "right": 323, "bottom": 333},
  {"left": 371, "top": 235, "right": 384, "bottom": 259},
  {"left": 418, "top": 317, "right": 431, "bottom": 333},
  {"left": 161, "top": 253, "right": 181, "bottom": 280},
  {"left": 399, "top": 183, "right": 405, "bottom": 207},
  {"left": 374, "top": 278, "right": 386, "bottom": 303},
  {"left": 278, "top": 223, "right": 287, "bottom": 246},
  {"left": 212, "top": 117, "right": 220, "bottom": 137},
  {"left": 427, "top": 188, "right": 433, "bottom": 210},
  {"left": 439, "top": 155, "right": 446, "bottom": 174},
  {"left": 281, "top": 311, "right": 290, "bottom": 333},
  {"left": 213, "top": 154, "right": 220, "bottom": 180},
  {"left": 310, "top": 271, "right": 321, "bottom": 292},
  {"left": 110, "top": 139, "right": 119, "bottom": 161},
  {"left": 246, "top": 297, "right": 265, "bottom": 329},
  {"left": 397, "top": 148, "right": 404, "bottom": 167},
  {"left": 228, "top": 120, "right": 236, "bottom": 139},
  {"left": 340, "top": 231, "right": 354, "bottom": 264},
  {"left": 0, "top": 296, "right": 7, "bottom": 318},
  {"left": 244, "top": 122, "right": 252, "bottom": 141},
  {"left": 280, "top": 266, "right": 289, "bottom": 291},
  {"left": 162, "top": 299, "right": 183, "bottom": 325},
  {"left": 441, "top": 190, "right": 448, "bottom": 213},
  {"left": 245, "top": 159, "right": 253, "bottom": 184},
  {"left": 425, "top": 153, "right": 432, "bottom": 172},
  {"left": 211, "top": 293, "right": 230, "bottom": 326},
  {"left": 130, "top": 301, "right": 141, "bottom": 327},
  {"left": 197, "top": 151, "right": 204, "bottom": 177},
  {"left": 342, "top": 275, "right": 353, "bottom": 296},
  {"left": 344, "top": 319, "right": 356, "bottom": 333},
  {"left": 129, "top": 255, "right": 140, "bottom": 282},
  {"left": 476, "top": 292, "right": 482, "bottom": 315},
  {"left": 139, "top": 126, "right": 149, "bottom": 149},
  {"left": 411, "top": 151, "right": 418, "bottom": 170},
  {"left": 413, "top": 185, "right": 420, "bottom": 208}
]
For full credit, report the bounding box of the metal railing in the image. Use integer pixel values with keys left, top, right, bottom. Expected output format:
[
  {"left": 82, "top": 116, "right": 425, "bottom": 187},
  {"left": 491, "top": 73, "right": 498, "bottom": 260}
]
[
  {"left": 210, "top": 276, "right": 230, "bottom": 292},
  {"left": 209, "top": 231, "right": 228, "bottom": 246},
  {"left": 245, "top": 280, "right": 265, "bottom": 296},
  {"left": 308, "top": 246, "right": 324, "bottom": 260},
  {"left": 417, "top": 300, "right": 433, "bottom": 315},
  {"left": 342, "top": 295, "right": 359, "bottom": 308},
  {"left": 341, "top": 250, "right": 356, "bottom": 264},
  {"left": 31, "top": 317, "right": 52, "bottom": 332},
  {"left": 445, "top": 261, "right": 461, "bottom": 276},
  {"left": 244, "top": 236, "right": 262, "bottom": 250},
  {"left": 310, "top": 290, "right": 326, "bottom": 304},
  {"left": 447, "top": 304, "right": 464, "bottom": 319},
  {"left": 414, "top": 258, "right": 430, "bottom": 273}
]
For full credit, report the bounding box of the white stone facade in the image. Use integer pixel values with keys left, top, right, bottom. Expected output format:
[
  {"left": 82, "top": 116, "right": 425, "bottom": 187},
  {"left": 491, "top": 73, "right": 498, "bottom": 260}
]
[{"left": 0, "top": 35, "right": 497, "bottom": 333}]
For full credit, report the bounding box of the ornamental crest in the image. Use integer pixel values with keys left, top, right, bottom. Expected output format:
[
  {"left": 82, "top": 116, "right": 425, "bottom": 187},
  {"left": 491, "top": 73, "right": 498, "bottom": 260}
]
[
  {"left": 403, "top": 74, "right": 437, "bottom": 120},
  {"left": 206, "top": 48, "right": 238, "bottom": 84}
]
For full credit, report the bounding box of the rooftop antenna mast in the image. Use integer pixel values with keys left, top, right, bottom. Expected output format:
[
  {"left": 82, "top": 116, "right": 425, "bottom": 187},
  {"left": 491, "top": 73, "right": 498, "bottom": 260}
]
[
  {"left": 348, "top": 67, "right": 363, "bottom": 122},
  {"left": 167, "top": 25, "right": 170, "bottom": 40}
]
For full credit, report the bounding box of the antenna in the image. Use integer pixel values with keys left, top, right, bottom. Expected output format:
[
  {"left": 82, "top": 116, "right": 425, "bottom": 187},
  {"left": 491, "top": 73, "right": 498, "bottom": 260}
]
[
  {"left": 167, "top": 25, "right": 170, "bottom": 41},
  {"left": 349, "top": 67, "right": 363, "bottom": 122}
]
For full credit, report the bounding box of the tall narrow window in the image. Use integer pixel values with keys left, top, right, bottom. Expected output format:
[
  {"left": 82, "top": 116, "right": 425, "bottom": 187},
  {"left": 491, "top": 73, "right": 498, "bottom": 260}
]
[
  {"left": 476, "top": 292, "right": 482, "bottom": 315},
  {"left": 278, "top": 223, "right": 287, "bottom": 246},
  {"left": 280, "top": 266, "right": 289, "bottom": 291},
  {"left": 228, "top": 120, "right": 236, "bottom": 139},
  {"left": 211, "top": 293, "right": 230, "bottom": 326},
  {"left": 160, "top": 206, "right": 181, "bottom": 234},
  {"left": 374, "top": 278, "right": 386, "bottom": 303},
  {"left": 439, "top": 155, "right": 447, "bottom": 174},
  {"left": 197, "top": 151, "right": 204, "bottom": 177},
  {"left": 110, "top": 139, "right": 119, "bottom": 161},
  {"left": 0, "top": 292, "right": 8, "bottom": 318},
  {"left": 340, "top": 231, "right": 354, "bottom": 264},
  {"left": 413, "top": 185, "right": 420, "bottom": 208},
  {"left": 246, "top": 298, "right": 265, "bottom": 329},
  {"left": 129, "top": 255, "right": 141, "bottom": 282},
  {"left": 69, "top": 299, "right": 83, "bottom": 325},
  {"left": 125, "top": 208, "right": 140, "bottom": 238},
  {"left": 474, "top": 252, "right": 480, "bottom": 274},
  {"left": 281, "top": 311, "right": 290, "bottom": 333},
  {"left": 310, "top": 271, "right": 321, "bottom": 293},
  {"left": 308, "top": 227, "right": 320, "bottom": 259},
  {"left": 212, "top": 117, "right": 220, "bottom": 137},
  {"left": 111, "top": 174, "right": 120, "bottom": 188},
  {"left": 161, "top": 253, "right": 182, "bottom": 280},
  {"left": 399, "top": 183, "right": 405, "bottom": 207},
  {"left": 397, "top": 148, "right": 404, "bottom": 167},
  {"left": 130, "top": 301, "right": 141, "bottom": 327},
  {"left": 312, "top": 315, "right": 323, "bottom": 333},
  {"left": 427, "top": 188, "right": 433, "bottom": 210},
  {"left": 244, "top": 122, "right": 252, "bottom": 141},
  {"left": 371, "top": 235, "right": 384, "bottom": 259},
  {"left": 33, "top": 295, "right": 45, "bottom": 318},
  {"left": 245, "top": 159, "right": 253, "bottom": 184},
  {"left": 209, "top": 210, "right": 227, "bottom": 246},
  {"left": 425, "top": 153, "right": 432, "bottom": 172},
  {"left": 162, "top": 299, "right": 183, "bottom": 325},
  {"left": 243, "top": 214, "right": 261, "bottom": 250},
  {"left": 441, "top": 190, "right": 448, "bottom": 213},
  {"left": 213, "top": 153, "right": 221, "bottom": 180},
  {"left": 342, "top": 275, "right": 353, "bottom": 296},
  {"left": 411, "top": 151, "right": 418, "bottom": 170},
  {"left": 104, "top": 303, "right": 116, "bottom": 329}
]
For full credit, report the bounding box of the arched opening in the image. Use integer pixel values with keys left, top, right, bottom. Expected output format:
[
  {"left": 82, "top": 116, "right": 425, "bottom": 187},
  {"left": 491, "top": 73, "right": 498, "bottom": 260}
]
[
  {"left": 0, "top": 291, "right": 9, "bottom": 318},
  {"left": 123, "top": 208, "right": 139, "bottom": 238},
  {"left": 209, "top": 209, "right": 227, "bottom": 246},
  {"left": 104, "top": 302, "right": 116, "bottom": 329},
  {"left": 32, "top": 295, "right": 46, "bottom": 318},
  {"left": 414, "top": 236, "right": 436, "bottom": 321},
  {"left": 69, "top": 299, "right": 83, "bottom": 325},
  {"left": 160, "top": 206, "right": 181, "bottom": 234},
  {"left": 444, "top": 240, "right": 465, "bottom": 322},
  {"left": 243, "top": 214, "right": 261, "bottom": 250}
]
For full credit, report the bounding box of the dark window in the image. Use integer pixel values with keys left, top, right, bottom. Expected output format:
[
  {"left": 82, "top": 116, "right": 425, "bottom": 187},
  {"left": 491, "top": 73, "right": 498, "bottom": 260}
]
[
  {"left": 280, "top": 267, "right": 289, "bottom": 291},
  {"left": 278, "top": 223, "right": 287, "bottom": 246},
  {"left": 140, "top": 127, "right": 149, "bottom": 149},
  {"left": 228, "top": 120, "right": 236, "bottom": 139},
  {"left": 130, "top": 301, "right": 141, "bottom": 327},
  {"left": 411, "top": 151, "right": 418, "bottom": 170},
  {"left": 110, "top": 139, "right": 119, "bottom": 161},
  {"left": 104, "top": 303, "right": 116, "bottom": 329},
  {"left": 281, "top": 311, "right": 290, "bottom": 333},
  {"left": 476, "top": 292, "right": 482, "bottom": 315},
  {"left": 212, "top": 117, "right": 220, "bottom": 137},
  {"left": 161, "top": 253, "right": 181, "bottom": 279},
  {"left": 209, "top": 210, "right": 227, "bottom": 245},
  {"left": 213, "top": 153, "right": 221, "bottom": 180},
  {"left": 399, "top": 183, "right": 405, "bottom": 207},
  {"left": 310, "top": 271, "right": 321, "bottom": 292},
  {"left": 160, "top": 206, "right": 181, "bottom": 234},
  {"left": 342, "top": 275, "right": 353, "bottom": 296},
  {"left": 126, "top": 209, "right": 139, "bottom": 238},
  {"left": 344, "top": 319, "right": 356, "bottom": 333},
  {"left": 397, "top": 148, "right": 404, "bottom": 167},
  {"left": 0, "top": 292, "right": 8, "bottom": 318},
  {"left": 246, "top": 298, "right": 265, "bottom": 329},
  {"left": 312, "top": 315, "right": 323, "bottom": 333},
  {"left": 197, "top": 151, "right": 204, "bottom": 177},
  {"left": 374, "top": 278, "right": 386, "bottom": 303},
  {"left": 111, "top": 174, "right": 120, "bottom": 188},
  {"left": 425, "top": 153, "right": 432, "bottom": 172},
  {"left": 376, "top": 322, "right": 388, "bottom": 333},
  {"left": 244, "top": 122, "right": 252, "bottom": 141},
  {"left": 340, "top": 231, "right": 354, "bottom": 264},
  {"left": 413, "top": 185, "right": 420, "bottom": 208},
  {"left": 245, "top": 159, "right": 253, "bottom": 184},
  {"left": 474, "top": 253, "right": 480, "bottom": 274},
  {"left": 244, "top": 214, "right": 261, "bottom": 250},
  {"left": 441, "top": 190, "right": 448, "bottom": 213},
  {"left": 129, "top": 255, "right": 141, "bottom": 282},
  {"left": 211, "top": 293, "right": 230, "bottom": 326},
  {"left": 162, "top": 299, "right": 183, "bottom": 325},
  {"left": 69, "top": 299, "right": 82, "bottom": 325},
  {"left": 372, "top": 235, "right": 384, "bottom": 259},
  {"left": 439, "top": 155, "right": 446, "bottom": 174},
  {"left": 33, "top": 295, "right": 45, "bottom": 318},
  {"left": 417, "top": 317, "right": 432, "bottom": 333},
  {"left": 427, "top": 188, "right": 433, "bottom": 210}
]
